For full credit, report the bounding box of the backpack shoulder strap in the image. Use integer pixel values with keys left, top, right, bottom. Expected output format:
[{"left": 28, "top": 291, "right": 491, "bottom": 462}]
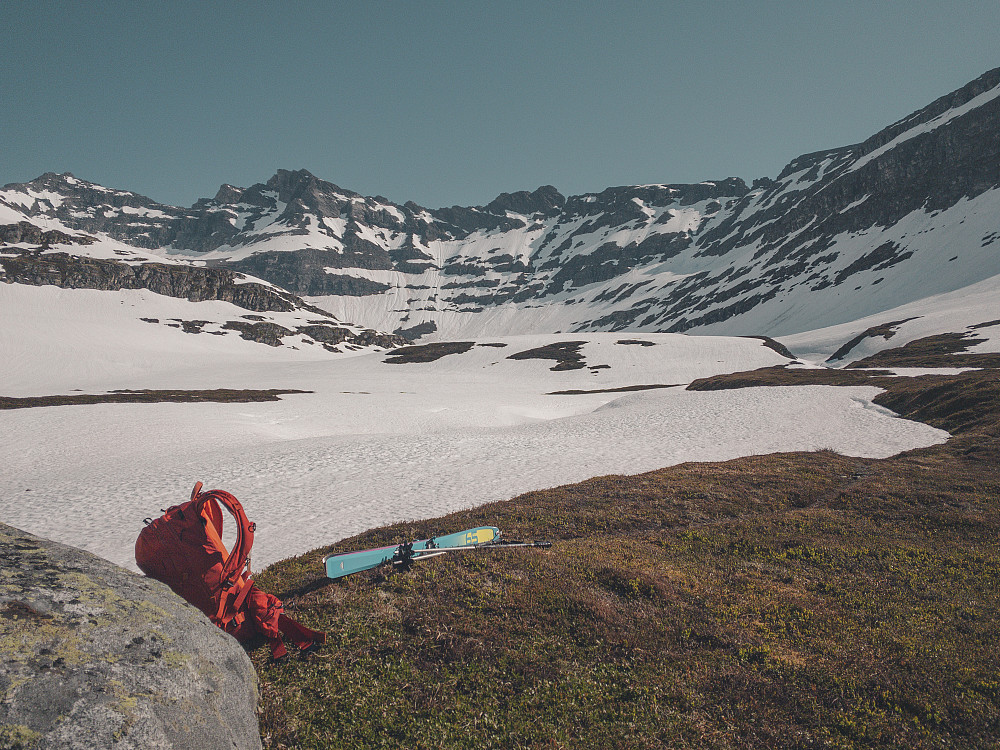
[{"left": 190, "top": 483, "right": 256, "bottom": 583}]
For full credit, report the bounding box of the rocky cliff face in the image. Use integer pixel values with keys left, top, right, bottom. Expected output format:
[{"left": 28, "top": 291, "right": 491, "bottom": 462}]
[
  {"left": 0, "top": 522, "right": 262, "bottom": 750},
  {"left": 0, "top": 228, "right": 407, "bottom": 350},
  {"left": 0, "top": 250, "right": 303, "bottom": 312},
  {"left": 4, "top": 67, "right": 999, "bottom": 339}
]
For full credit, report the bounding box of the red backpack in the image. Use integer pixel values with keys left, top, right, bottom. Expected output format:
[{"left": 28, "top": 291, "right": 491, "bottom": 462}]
[{"left": 135, "top": 482, "right": 325, "bottom": 661}]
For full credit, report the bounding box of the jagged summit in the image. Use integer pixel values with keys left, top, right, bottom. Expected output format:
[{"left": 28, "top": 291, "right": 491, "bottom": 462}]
[{"left": 484, "top": 185, "right": 565, "bottom": 216}]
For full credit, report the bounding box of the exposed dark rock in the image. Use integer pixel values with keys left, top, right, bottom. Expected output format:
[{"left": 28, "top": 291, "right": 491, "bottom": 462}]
[
  {"left": 483, "top": 253, "right": 530, "bottom": 273},
  {"left": 213, "top": 183, "right": 245, "bottom": 203},
  {"left": 178, "top": 319, "right": 210, "bottom": 334},
  {"left": 0, "top": 250, "right": 303, "bottom": 312},
  {"left": 441, "top": 277, "right": 502, "bottom": 289},
  {"left": 546, "top": 232, "right": 691, "bottom": 294},
  {"left": 442, "top": 261, "right": 489, "bottom": 277},
  {"left": 350, "top": 329, "right": 407, "bottom": 349},
  {"left": 826, "top": 318, "right": 919, "bottom": 362},
  {"left": 665, "top": 287, "right": 781, "bottom": 333},
  {"left": 593, "top": 280, "right": 655, "bottom": 304},
  {"left": 384, "top": 341, "right": 476, "bottom": 363},
  {"left": 833, "top": 242, "right": 913, "bottom": 286},
  {"left": 589, "top": 308, "right": 647, "bottom": 331},
  {"left": 430, "top": 205, "right": 526, "bottom": 235},
  {"left": 742, "top": 335, "right": 795, "bottom": 359},
  {"left": 0, "top": 522, "right": 261, "bottom": 750},
  {"left": 389, "top": 240, "right": 438, "bottom": 274},
  {"left": 223, "top": 320, "right": 293, "bottom": 346},
  {"left": 296, "top": 324, "right": 354, "bottom": 345},
  {"left": 547, "top": 382, "right": 680, "bottom": 395},
  {"left": 508, "top": 341, "right": 588, "bottom": 371},
  {"left": 0, "top": 222, "right": 95, "bottom": 247},
  {"left": 393, "top": 320, "right": 438, "bottom": 341}
]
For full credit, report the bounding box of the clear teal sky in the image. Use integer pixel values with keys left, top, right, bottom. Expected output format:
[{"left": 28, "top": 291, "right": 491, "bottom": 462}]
[{"left": 2, "top": 1, "right": 997, "bottom": 208}]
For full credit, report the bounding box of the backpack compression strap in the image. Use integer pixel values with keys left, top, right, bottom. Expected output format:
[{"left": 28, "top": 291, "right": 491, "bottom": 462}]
[
  {"left": 190, "top": 482, "right": 257, "bottom": 629},
  {"left": 191, "top": 482, "right": 256, "bottom": 581}
]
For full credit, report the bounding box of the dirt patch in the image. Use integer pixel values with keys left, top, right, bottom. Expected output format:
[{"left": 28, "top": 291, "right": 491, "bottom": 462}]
[
  {"left": 0, "top": 389, "right": 311, "bottom": 410},
  {"left": 615, "top": 339, "right": 656, "bottom": 347}
]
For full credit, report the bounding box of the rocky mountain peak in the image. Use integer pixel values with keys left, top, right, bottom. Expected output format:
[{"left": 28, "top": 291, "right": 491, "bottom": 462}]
[
  {"left": 212, "top": 183, "right": 245, "bottom": 204},
  {"left": 485, "top": 185, "right": 566, "bottom": 217},
  {"left": 864, "top": 66, "right": 1000, "bottom": 154},
  {"left": 264, "top": 168, "right": 345, "bottom": 201}
]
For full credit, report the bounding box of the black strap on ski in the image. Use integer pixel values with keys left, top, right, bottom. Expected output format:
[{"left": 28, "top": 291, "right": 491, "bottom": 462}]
[
  {"left": 405, "top": 538, "right": 552, "bottom": 564},
  {"left": 392, "top": 541, "right": 416, "bottom": 571},
  {"left": 480, "top": 539, "right": 553, "bottom": 550}
]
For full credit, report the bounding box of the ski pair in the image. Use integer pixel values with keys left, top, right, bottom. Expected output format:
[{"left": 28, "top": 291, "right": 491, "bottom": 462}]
[{"left": 323, "top": 526, "right": 551, "bottom": 580}]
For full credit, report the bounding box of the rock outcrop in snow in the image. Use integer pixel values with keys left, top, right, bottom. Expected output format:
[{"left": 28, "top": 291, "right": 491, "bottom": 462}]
[{"left": 0, "top": 522, "right": 262, "bottom": 750}]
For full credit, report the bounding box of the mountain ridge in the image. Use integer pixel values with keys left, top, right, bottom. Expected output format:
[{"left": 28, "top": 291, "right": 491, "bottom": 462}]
[{"left": 3, "top": 66, "right": 998, "bottom": 341}]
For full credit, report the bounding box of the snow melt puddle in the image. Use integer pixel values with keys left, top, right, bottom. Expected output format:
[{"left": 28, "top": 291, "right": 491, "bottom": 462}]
[{"left": 0, "top": 384, "right": 947, "bottom": 572}]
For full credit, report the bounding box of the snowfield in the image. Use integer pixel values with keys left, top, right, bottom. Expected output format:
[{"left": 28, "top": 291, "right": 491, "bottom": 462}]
[{"left": 0, "top": 283, "right": 950, "bottom": 571}]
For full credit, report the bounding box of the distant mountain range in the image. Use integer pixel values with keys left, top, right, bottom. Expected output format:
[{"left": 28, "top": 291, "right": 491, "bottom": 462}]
[{"left": 2, "top": 66, "right": 999, "bottom": 342}]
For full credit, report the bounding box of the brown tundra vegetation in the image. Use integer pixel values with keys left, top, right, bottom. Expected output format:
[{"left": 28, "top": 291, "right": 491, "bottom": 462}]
[{"left": 251, "top": 333, "right": 1000, "bottom": 749}]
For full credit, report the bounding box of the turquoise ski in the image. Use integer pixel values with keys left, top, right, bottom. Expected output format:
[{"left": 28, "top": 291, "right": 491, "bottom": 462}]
[{"left": 323, "top": 526, "right": 500, "bottom": 579}]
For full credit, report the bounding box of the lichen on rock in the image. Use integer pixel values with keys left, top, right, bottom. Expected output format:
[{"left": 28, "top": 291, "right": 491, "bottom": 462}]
[{"left": 0, "top": 522, "right": 262, "bottom": 749}]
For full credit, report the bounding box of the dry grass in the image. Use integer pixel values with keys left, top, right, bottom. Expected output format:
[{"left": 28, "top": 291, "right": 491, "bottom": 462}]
[{"left": 252, "top": 336, "right": 1000, "bottom": 749}]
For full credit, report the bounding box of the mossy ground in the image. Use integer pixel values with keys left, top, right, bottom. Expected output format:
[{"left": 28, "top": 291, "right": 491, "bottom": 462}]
[{"left": 251, "top": 340, "right": 1000, "bottom": 749}]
